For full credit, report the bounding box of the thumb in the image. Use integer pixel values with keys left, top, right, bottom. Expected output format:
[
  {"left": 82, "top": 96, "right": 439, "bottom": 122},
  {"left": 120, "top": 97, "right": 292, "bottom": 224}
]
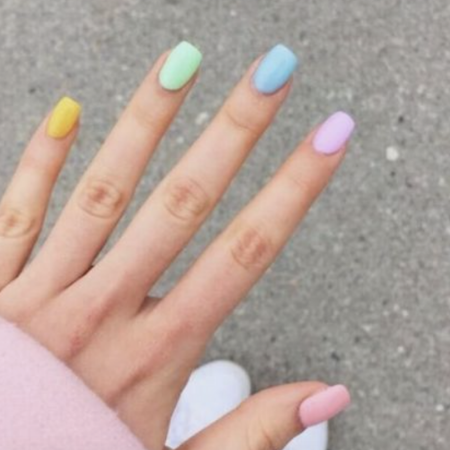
[{"left": 177, "top": 382, "right": 351, "bottom": 450}]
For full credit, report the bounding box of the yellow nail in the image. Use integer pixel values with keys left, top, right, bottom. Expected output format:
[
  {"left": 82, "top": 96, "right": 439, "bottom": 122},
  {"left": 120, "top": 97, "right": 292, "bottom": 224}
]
[{"left": 47, "top": 96, "right": 81, "bottom": 139}]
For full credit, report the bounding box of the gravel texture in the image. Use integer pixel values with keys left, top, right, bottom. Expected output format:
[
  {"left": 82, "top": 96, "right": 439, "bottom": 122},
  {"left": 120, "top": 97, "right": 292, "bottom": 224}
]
[{"left": 0, "top": 1, "right": 449, "bottom": 449}]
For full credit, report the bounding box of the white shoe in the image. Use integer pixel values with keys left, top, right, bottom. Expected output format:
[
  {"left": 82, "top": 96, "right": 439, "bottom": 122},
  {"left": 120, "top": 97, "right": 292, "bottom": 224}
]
[
  {"left": 166, "top": 360, "right": 328, "bottom": 450},
  {"left": 166, "top": 360, "right": 251, "bottom": 448},
  {"left": 284, "top": 422, "right": 328, "bottom": 450}
]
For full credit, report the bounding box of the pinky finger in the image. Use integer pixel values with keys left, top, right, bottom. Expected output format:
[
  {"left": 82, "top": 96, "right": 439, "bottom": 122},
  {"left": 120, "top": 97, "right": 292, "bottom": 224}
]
[
  {"left": 178, "top": 382, "right": 351, "bottom": 450},
  {"left": 0, "top": 97, "right": 80, "bottom": 289}
]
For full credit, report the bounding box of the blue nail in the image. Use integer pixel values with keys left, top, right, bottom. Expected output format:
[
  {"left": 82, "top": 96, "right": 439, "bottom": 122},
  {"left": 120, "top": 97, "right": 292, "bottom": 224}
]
[{"left": 253, "top": 44, "right": 299, "bottom": 94}]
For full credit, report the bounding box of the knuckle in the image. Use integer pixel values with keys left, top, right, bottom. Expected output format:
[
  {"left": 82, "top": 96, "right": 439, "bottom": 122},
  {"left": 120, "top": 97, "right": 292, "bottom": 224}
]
[
  {"left": 136, "top": 320, "right": 197, "bottom": 378},
  {"left": 222, "top": 103, "right": 263, "bottom": 137},
  {"left": 239, "top": 403, "right": 279, "bottom": 450},
  {"left": 20, "top": 153, "right": 58, "bottom": 178},
  {"left": 0, "top": 207, "right": 37, "bottom": 239},
  {"left": 130, "top": 100, "right": 160, "bottom": 130},
  {"left": 62, "top": 302, "right": 112, "bottom": 360},
  {"left": 284, "top": 168, "right": 320, "bottom": 201},
  {"left": 64, "top": 328, "right": 86, "bottom": 360},
  {"left": 78, "top": 178, "right": 124, "bottom": 219},
  {"left": 229, "top": 224, "right": 273, "bottom": 271},
  {"left": 254, "top": 415, "right": 280, "bottom": 450},
  {"left": 164, "top": 316, "right": 200, "bottom": 347},
  {"left": 163, "top": 177, "right": 210, "bottom": 223}
]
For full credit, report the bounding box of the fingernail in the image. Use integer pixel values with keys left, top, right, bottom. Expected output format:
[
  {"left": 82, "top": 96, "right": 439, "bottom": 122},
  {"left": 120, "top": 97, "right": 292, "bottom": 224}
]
[
  {"left": 313, "top": 111, "right": 355, "bottom": 155},
  {"left": 47, "top": 96, "right": 81, "bottom": 139},
  {"left": 299, "top": 385, "right": 351, "bottom": 428},
  {"left": 253, "top": 44, "right": 299, "bottom": 94},
  {"left": 159, "top": 41, "right": 203, "bottom": 91}
]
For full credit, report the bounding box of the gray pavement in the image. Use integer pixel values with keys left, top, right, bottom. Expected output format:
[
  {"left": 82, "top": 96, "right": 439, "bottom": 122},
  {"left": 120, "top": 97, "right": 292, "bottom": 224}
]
[{"left": 0, "top": 1, "right": 449, "bottom": 449}]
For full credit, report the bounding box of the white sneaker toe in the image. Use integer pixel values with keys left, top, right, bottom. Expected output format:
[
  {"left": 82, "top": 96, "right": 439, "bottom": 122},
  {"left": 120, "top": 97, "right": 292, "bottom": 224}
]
[
  {"left": 284, "top": 421, "right": 328, "bottom": 450},
  {"left": 166, "top": 360, "right": 251, "bottom": 448},
  {"left": 166, "top": 360, "right": 328, "bottom": 450}
]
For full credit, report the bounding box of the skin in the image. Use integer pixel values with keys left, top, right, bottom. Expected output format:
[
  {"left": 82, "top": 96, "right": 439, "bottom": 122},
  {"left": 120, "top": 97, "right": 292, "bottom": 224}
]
[{"left": 0, "top": 51, "right": 348, "bottom": 450}]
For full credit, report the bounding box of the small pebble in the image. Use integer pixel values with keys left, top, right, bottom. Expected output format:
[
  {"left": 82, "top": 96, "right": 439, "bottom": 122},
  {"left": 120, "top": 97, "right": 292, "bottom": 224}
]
[
  {"left": 386, "top": 146, "right": 400, "bottom": 161},
  {"left": 195, "top": 111, "right": 210, "bottom": 126}
]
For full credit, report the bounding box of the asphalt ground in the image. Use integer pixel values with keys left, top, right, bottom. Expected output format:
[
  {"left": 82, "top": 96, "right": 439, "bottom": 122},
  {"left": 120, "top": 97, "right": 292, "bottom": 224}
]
[{"left": 0, "top": 1, "right": 449, "bottom": 448}]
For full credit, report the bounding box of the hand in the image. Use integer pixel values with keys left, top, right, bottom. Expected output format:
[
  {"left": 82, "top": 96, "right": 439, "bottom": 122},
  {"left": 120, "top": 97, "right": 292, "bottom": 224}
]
[{"left": 0, "top": 42, "right": 353, "bottom": 449}]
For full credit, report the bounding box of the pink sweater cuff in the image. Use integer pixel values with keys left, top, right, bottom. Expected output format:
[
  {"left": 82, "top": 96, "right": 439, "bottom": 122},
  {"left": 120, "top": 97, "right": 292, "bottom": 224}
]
[{"left": 0, "top": 317, "right": 146, "bottom": 450}]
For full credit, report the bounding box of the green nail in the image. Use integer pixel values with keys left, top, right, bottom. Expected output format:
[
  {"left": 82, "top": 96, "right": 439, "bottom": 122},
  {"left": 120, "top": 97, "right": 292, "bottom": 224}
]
[{"left": 159, "top": 41, "right": 203, "bottom": 91}]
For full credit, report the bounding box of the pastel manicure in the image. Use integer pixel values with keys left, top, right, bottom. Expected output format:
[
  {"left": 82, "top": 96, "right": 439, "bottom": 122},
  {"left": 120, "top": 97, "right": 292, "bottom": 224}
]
[
  {"left": 159, "top": 41, "right": 202, "bottom": 91},
  {"left": 313, "top": 111, "right": 355, "bottom": 155},
  {"left": 253, "top": 44, "right": 298, "bottom": 94},
  {"left": 47, "top": 96, "right": 81, "bottom": 139},
  {"left": 299, "top": 385, "right": 351, "bottom": 428}
]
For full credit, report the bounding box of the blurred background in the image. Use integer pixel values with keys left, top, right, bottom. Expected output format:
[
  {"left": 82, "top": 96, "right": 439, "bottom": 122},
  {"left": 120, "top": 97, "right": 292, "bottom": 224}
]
[{"left": 0, "top": 1, "right": 449, "bottom": 448}]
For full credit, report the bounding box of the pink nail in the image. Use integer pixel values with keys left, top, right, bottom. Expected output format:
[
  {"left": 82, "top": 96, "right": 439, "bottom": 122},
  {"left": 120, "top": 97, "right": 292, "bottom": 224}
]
[
  {"left": 313, "top": 111, "right": 355, "bottom": 155},
  {"left": 299, "top": 385, "right": 351, "bottom": 428}
]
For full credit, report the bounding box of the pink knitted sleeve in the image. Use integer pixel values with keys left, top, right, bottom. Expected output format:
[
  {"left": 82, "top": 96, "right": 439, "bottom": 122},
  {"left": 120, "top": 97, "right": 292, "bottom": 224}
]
[{"left": 0, "top": 317, "right": 147, "bottom": 450}]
